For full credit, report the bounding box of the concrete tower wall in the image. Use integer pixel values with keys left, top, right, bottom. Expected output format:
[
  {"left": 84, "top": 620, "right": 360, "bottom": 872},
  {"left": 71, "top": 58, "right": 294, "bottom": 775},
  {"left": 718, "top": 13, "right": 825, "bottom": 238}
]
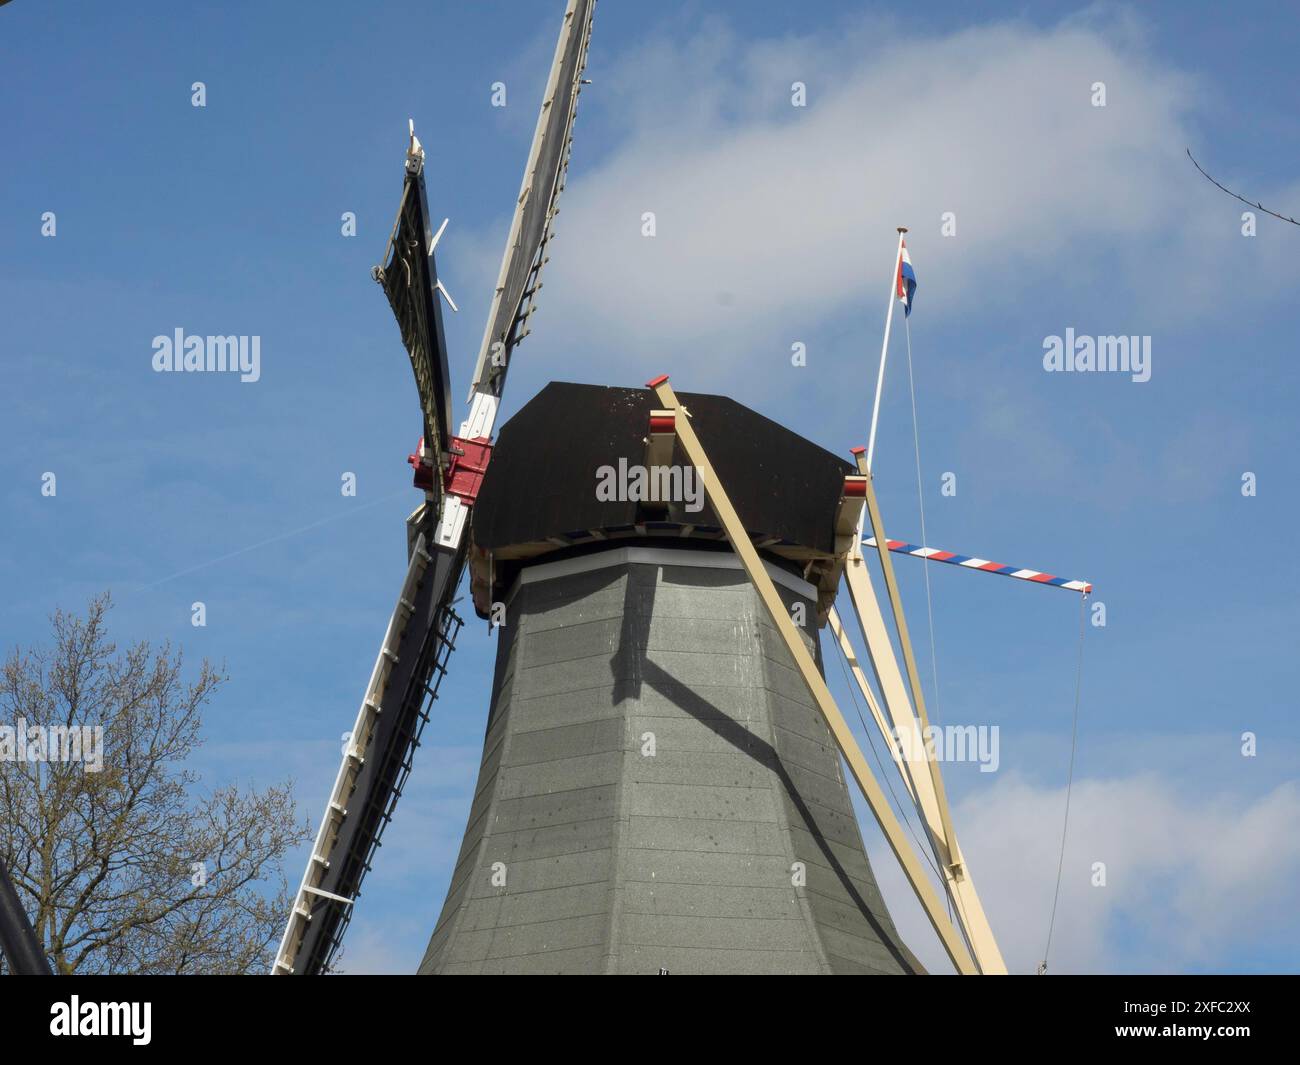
[{"left": 419, "top": 548, "right": 921, "bottom": 974}]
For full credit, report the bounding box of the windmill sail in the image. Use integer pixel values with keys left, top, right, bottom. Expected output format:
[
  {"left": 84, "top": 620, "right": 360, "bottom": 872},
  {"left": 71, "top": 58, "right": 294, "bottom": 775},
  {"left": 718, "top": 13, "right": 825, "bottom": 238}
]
[
  {"left": 375, "top": 130, "right": 455, "bottom": 463},
  {"left": 273, "top": 0, "right": 596, "bottom": 975},
  {"left": 461, "top": 0, "right": 595, "bottom": 438}
]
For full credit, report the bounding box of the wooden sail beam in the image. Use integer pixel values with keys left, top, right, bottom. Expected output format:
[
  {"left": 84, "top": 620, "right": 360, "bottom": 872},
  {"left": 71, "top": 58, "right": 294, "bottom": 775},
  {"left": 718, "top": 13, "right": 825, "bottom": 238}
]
[{"left": 647, "top": 374, "right": 979, "bottom": 975}]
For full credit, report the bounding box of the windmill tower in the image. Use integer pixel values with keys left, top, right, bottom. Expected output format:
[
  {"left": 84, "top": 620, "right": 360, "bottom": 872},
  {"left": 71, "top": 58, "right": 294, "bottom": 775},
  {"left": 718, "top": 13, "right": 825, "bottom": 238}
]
[
  {"left": 275, "top": 0, "right": 1074, "bottom": 977},
  {"left": 418, "top": 383, "right": 922, "bottom": 974}
]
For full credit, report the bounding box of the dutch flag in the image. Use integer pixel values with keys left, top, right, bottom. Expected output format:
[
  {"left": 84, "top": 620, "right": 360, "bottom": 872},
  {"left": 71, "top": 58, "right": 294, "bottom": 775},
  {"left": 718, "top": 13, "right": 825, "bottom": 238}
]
[{"left": 897, "top": 241, "right": 917, "bottom": 317}]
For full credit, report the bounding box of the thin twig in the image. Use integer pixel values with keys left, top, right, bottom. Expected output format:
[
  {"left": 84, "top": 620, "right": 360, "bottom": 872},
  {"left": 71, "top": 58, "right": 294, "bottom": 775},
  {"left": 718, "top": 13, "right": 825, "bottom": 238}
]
[{"left": 1186, "top": 147, "right": 1299, "bottom": 226}]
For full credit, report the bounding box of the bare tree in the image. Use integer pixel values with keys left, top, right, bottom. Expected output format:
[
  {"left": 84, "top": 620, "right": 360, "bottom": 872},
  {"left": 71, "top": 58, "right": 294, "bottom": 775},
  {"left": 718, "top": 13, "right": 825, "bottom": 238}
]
[{"left": 0, "top": 594, "right": 309, "bottom": 974}]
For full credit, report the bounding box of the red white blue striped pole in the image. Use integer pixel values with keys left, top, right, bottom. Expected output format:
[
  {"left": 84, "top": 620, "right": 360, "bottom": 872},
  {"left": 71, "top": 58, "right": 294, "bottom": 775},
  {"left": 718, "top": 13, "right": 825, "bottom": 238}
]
[
  {"left": 864, "top": 537, "right": 1091, "bottom": 594},
  {"left": 865, "top": 227, "right": 908, "bottom": 472}
]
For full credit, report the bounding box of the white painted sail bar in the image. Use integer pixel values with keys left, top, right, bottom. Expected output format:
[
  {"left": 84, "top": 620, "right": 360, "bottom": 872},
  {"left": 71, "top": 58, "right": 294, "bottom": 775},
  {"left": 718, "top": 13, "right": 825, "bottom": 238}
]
[
  {"left": 462, "top": 0, "right": 593, "bottom": 414},
  {"left": 272, "top": 535, "right": 432, "bottom": 974}
]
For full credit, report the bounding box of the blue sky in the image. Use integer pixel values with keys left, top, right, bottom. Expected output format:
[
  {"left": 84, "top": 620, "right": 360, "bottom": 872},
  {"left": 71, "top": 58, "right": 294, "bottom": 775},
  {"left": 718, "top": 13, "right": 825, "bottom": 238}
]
[{"left": 2, "top": 0, "right": 1297, "bottom": 974}]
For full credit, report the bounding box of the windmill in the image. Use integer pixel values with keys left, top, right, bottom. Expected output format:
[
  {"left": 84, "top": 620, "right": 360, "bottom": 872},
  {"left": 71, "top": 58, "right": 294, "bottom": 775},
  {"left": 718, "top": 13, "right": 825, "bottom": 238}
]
[{"left": 275, "top": 0, "right": 1087, "bottom": 976}]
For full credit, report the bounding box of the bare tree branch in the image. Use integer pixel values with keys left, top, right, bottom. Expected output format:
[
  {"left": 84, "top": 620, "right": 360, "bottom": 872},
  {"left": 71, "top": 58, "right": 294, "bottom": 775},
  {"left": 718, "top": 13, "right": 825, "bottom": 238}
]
[
  {"left": 0, "top": 593, "right": 310, "bottom": 974},
  {"left": 1187, "top": 147, "right": 1300, "bottom": 226}
]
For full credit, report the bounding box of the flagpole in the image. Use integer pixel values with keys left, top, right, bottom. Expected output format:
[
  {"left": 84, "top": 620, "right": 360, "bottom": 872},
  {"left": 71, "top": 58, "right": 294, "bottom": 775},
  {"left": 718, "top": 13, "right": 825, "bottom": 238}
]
[{"left": 866, "top": 226, "right": 908, "bottom": 473}]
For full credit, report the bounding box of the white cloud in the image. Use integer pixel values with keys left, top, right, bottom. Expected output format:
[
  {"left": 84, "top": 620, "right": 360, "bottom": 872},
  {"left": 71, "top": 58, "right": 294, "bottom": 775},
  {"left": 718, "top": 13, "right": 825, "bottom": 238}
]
[
  {"left": 866, "top": 773, "right": 1300, "bottom": 973},
  {"left": 459, "top": 10, "right": 1300, "bottom": 398}
]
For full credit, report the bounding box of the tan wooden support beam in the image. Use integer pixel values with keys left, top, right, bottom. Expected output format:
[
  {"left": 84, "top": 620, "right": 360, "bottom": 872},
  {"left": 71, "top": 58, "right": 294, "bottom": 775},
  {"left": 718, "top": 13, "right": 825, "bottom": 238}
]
[
  {"left": 648, "top": 374, "right": 978, "bottom": 975},
  {"left": 842, "top": 537, "right": 1007, "bottom": 973},
  {"left": 848, "top": 450, "right": 1008, "bottom": 974},
  {"left": 826, "top": 605, "right": 915, "bottom": 802},
  {"left": 842, "top": 545, "right": 934, "bottom": 823},
  {"left": 854, "top": 451, "right": 961, "bottom": 874}
]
